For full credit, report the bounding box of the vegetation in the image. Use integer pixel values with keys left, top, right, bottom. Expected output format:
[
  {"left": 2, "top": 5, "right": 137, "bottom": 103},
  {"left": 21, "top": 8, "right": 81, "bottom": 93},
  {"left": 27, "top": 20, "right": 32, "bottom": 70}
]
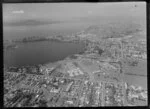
[
  {"left": 126, "top": 58, "right": 139, "bottom": 67},
  {"left": 68, "top": 55, "right": 77, "bottom": 59}
]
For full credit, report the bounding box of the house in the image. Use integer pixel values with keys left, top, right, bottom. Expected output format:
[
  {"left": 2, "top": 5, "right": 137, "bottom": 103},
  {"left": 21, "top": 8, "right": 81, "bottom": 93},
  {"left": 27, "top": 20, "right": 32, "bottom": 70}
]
[
  {"left": 50, "top": 87, "right": 60, "bottom": 93},
  {"left": 66, "top": 100, "right": 73, "bottom": 104}
]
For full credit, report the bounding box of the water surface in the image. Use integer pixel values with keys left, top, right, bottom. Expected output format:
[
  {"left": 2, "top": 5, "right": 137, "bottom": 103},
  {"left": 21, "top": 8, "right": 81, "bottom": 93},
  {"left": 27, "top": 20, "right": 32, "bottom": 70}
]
[{"left": 4, "top": 41, "right": 85, "bottom": 67}]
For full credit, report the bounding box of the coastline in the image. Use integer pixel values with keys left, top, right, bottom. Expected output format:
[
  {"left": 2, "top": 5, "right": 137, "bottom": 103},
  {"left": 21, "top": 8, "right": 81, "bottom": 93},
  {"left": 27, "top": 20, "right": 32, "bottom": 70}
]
[{"left": 4, "top": 38, "right": 86, "bottom": 68}]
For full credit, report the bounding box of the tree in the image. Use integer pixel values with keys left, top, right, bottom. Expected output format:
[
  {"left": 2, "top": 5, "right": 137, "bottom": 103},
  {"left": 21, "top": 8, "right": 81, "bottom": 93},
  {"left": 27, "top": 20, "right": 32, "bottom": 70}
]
[{"left": 129, "top": 59, "right": 138, "bottom": 67}]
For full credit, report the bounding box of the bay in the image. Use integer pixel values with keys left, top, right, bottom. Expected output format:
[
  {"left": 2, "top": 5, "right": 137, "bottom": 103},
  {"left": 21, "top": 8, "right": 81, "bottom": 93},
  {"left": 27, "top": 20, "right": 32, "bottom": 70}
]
[{"left": 4, "top": 41, "right": 85, "bottom": 67}]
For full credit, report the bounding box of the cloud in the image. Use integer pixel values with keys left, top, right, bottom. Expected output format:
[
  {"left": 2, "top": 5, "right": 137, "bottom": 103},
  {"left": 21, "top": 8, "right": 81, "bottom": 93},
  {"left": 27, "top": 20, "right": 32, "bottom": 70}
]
[{"left": 12, "top": 10, "right": 24, "bottom": 14}]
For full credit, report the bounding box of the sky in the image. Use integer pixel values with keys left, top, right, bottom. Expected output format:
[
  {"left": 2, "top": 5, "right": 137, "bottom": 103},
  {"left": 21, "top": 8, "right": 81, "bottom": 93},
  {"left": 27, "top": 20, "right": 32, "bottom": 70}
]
[{"left": 3, "top": 2, "right": 146, "bottom": 24}]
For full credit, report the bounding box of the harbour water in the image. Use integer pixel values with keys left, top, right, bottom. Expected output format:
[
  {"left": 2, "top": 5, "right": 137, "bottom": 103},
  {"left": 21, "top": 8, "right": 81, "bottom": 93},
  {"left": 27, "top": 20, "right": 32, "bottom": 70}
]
[{"left": 4, "top": 41, "right": 85, "bottom": 67}]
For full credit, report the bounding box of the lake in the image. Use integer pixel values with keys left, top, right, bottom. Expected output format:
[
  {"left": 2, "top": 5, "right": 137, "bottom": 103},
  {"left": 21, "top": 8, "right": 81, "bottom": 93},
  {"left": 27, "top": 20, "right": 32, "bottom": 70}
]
[{"left": 4, "top": 41, "right": 85, "bottom": 67}]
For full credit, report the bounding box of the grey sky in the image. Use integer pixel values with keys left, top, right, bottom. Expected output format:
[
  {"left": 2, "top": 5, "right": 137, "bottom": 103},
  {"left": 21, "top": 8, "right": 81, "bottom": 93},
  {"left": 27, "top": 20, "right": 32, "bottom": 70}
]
[{"left": 3, "top": 2, "right": 146, "bottom": 23}]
